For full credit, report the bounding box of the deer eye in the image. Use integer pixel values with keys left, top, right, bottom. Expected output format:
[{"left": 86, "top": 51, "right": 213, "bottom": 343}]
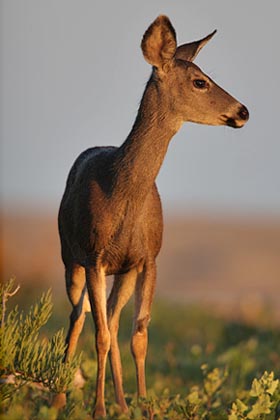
[{"left": 193, "top": 79, "right": 207, "bottom": 89}]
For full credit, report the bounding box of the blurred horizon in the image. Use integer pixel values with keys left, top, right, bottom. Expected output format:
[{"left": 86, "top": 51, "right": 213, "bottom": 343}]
[{"left": 2, "top": 211, "right": 280, "bottom": 325}]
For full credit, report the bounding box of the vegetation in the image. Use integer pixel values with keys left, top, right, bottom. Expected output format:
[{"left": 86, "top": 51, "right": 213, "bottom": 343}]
[{"left": 1, "top": 279, "right": 280, "bottom": 419}]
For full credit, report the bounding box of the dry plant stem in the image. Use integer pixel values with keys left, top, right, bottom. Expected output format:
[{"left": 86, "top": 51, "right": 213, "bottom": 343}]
[{"left": 1, "top": 283, "right": 20, "bottom": 329}]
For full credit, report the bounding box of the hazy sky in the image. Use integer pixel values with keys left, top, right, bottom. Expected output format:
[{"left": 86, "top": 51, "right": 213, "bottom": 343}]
[{"left": 1, "top": 1, "right": 280, "bottom": 216}]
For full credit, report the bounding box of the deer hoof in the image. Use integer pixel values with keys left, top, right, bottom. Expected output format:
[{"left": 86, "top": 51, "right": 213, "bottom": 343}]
[{"left": 52, "top": 392, "right": 66, "bottom": 409}]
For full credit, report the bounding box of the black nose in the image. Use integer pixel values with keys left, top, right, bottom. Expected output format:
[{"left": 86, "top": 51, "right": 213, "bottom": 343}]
[{"left": 238, "top": 105, "right": 249, "bottom": 121}]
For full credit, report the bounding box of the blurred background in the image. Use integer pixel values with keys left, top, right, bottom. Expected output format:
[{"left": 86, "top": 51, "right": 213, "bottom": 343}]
[{"left": 1, "top": 0, "right": 280, "bottom": 323}]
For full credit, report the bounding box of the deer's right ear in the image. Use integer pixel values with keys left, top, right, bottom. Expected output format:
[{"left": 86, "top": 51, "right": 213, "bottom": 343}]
[{"left": 141, "top": 15, "right": 177, "bottom": 71}]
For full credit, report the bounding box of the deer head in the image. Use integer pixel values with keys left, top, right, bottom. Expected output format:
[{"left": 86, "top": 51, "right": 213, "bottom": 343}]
[{"left": 141, "top": 15, "right": 249, "bottom": 128}]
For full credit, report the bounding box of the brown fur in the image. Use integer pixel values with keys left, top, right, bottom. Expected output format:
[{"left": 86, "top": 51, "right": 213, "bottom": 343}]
[{"left": 55, "top": 15, "right": 248, "bottom": 418}]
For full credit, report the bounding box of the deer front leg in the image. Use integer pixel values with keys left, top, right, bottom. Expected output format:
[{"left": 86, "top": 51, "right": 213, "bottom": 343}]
[
  {"left": 86, "top": 266, "right": 110, "bottom": 419},
  {"left": 107, "top": 269, "right": 137, "bottom": 412},
  {"left": 131, "top": 261, "right": 156, "bottom": 398}
]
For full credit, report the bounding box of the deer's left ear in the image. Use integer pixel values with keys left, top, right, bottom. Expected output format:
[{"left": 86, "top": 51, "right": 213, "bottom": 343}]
[
  {"left": 141, "top": 15, "right": 177, "bottom": 70},
  {"left": 175, "top": 30, "right": 217, "bottom": 62}
]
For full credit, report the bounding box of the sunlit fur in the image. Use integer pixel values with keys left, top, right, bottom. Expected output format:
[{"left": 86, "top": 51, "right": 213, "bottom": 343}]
[{"left": 55, "top": 15, "right": 248, "bottom": 418}]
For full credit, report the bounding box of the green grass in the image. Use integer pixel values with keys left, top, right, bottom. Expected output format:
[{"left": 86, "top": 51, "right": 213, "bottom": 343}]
[{"left": 1, "top": 282, "right": 280, "bottom": 419}]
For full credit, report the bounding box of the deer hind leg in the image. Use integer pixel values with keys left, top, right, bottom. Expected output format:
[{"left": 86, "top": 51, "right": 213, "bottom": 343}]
[
  {"left": 65, "top": 264, "right": 91, "bottom": 360},
  {"left": 52, "top": 264, "right": 90, "bottom": 410},
  {"left": 131, "top": 261, "right": 156, "bottom": 398},
  {"left": 107, "top": 269, "right": 137, "bottom": 412},
  {"left": 86, "top": 265, "right": 110, "bottom": 419}
]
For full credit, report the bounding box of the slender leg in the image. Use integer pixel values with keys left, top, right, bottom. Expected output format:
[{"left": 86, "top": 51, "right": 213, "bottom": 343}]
[
  {"left": 86, "top": 266, "right": 110, "bottom": 419},
  {"left": 131, "top": 261, "right": 156, "bottom": 398},
  {"left": 107, "top": 269, "right": 137, "bottom": 412},
  {"left": 53, "top": 264, "right": 90, "bottom": 409},
  {"left": 65, "top": 264, "right": 91, "bottom": 359}
]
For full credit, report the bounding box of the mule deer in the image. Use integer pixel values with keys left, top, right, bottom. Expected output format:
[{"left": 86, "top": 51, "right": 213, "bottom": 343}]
[{"left": 56, "top": 15, "right": 249, "bottom": 418}]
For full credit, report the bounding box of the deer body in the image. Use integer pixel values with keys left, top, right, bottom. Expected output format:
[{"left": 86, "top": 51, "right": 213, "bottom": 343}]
[
  {"left": 59, "top": 144, "right": 164, "bottom": 275},
  {"left": 56, "top": 16, "right": 249, "bottom": 418}
]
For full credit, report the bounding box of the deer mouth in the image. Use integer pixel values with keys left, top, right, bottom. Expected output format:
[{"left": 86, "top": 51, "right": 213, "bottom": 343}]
[
  {"left": 225, "top": 117, "right": 241, "bottom": 129},
  {"left": 220, "top": 115, "right": 242, "bottom": 128},
  {"left": 221, "top": 115, "right": 248, "bottom": 129}
]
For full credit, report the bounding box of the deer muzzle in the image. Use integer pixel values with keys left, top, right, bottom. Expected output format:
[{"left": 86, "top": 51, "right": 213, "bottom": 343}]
[{"left": 224, "top": 104, "right": 249, "bottom": 129}]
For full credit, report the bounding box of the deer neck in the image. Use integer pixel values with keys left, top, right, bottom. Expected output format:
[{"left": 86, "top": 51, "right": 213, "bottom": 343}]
[{"left": 112, "top": 76, "right": 182, "bottom": 209}]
